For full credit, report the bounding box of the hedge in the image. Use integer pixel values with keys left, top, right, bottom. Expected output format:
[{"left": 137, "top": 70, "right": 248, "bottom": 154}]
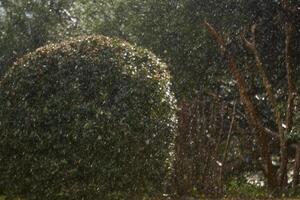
[{"left": 0, "top": 35, "right": 176, "bottom": 200}]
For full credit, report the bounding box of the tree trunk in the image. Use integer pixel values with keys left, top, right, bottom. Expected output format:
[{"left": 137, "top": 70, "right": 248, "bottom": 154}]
[{"left": 292, "top": 144, "right": 300, "bottom": 189}]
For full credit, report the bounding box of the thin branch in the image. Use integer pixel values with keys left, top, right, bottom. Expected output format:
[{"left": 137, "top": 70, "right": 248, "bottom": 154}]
[
  {"left": 285, "top": 22, "right": 297, "bottom": 133},
  {"left": 241, "top": 24, "right": 257, "bottom": 50},
  {"left": 219, "top": 100, "right": 237, "bottom": 191}
]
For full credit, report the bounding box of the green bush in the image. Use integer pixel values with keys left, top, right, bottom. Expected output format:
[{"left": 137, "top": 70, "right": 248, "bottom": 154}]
[
  {"left": 0, "top": 36, "right": 176, "bottom": 200},
  {"left": 226, "top": 178, "right": 267, "bottom": 199}
]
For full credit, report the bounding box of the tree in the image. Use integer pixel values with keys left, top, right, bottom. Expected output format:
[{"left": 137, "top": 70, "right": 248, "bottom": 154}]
[
  {"left": 205, "top": 0, "right": 300, "bottom": 193},
  {"left": 0, "top": 0, "right": 75, "bottom": 74}
]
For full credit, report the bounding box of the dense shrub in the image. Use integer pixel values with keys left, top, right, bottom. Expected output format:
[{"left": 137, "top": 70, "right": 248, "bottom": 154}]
[{"left": 0, "top": 36, "right": 176, "bottom": 200}]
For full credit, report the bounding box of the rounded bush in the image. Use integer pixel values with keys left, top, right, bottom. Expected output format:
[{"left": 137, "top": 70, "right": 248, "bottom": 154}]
[{"left": 0, "top": 36, "right": 176, "bottom": 200}]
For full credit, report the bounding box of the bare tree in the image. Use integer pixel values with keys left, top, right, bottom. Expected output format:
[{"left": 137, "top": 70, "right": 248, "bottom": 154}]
[{"left": 203, "top": 0, "right": 298, "bottom": 192}]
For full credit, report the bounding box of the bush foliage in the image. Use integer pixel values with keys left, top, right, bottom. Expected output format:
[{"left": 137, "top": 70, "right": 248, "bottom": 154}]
[{"left": 0, "top": 36, "right": 176, "bottom": 200}]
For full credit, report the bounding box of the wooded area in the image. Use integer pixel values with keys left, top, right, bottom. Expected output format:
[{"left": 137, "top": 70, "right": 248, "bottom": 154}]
[{"left": 0, "top": 0, "right": 300, "bottom": 199}]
